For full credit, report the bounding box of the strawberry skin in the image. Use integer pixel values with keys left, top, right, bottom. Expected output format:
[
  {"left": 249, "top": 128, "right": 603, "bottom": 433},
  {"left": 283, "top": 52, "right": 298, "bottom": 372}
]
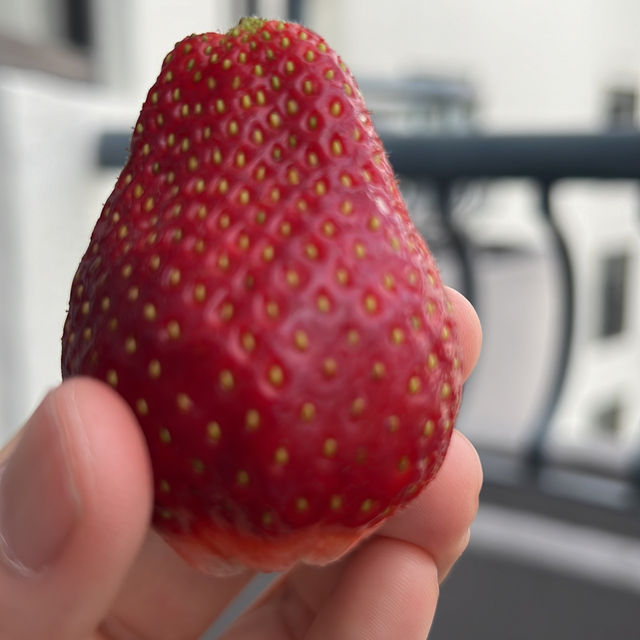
[{"left": 62, "top": 17, "right": 463, "bottom": 574}]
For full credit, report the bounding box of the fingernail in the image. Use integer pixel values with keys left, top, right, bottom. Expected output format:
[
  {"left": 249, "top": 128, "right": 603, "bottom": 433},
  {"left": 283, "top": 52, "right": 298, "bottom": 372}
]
[{"left": 0, "top": 393, "right": 81, "bottom": 575}]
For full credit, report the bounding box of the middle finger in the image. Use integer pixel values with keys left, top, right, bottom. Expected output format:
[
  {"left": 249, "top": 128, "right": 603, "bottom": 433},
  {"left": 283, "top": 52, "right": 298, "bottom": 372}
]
[{"left": 100, "top": 530, "right": 255, "bottom": 640}]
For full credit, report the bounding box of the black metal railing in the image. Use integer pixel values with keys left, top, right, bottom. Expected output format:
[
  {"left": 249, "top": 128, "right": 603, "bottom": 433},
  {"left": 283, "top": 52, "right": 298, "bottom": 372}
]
[
  {"left": 97, "top": 130, "right": 640, "bottom": 531},
  {"left": 384, "top": 132, "right": 640, "bottom": 459},
  {"left": 385, "top": 132, "right": 640, "bottom": 533},
  {"left": 383, "top": 133, "right": 640, "bottom": 180}
]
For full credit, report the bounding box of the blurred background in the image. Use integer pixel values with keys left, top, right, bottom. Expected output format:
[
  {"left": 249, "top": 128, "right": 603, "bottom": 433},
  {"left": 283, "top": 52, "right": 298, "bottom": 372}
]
[{"left": 1, "top": 0, "right": 639, "bottom": 637}]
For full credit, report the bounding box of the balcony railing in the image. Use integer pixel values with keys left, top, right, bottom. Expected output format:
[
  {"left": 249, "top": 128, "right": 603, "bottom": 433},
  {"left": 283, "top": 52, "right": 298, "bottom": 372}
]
[{"left": 98, "top": 130, "right": 640, "bottom": 534}]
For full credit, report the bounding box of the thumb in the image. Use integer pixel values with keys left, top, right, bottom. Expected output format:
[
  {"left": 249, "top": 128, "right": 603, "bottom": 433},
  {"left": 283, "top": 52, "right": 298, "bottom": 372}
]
[{"left": 0, "top": 377, "right": 153, "bottom": 640}]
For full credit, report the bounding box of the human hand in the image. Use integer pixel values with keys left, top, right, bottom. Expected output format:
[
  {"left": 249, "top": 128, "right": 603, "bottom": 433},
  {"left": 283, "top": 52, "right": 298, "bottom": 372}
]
[{"left": 0, "top": 287, "right": 482, "bottom": 640}]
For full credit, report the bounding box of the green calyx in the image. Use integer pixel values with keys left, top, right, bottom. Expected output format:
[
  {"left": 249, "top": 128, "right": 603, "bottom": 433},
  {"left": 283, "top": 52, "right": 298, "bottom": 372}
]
[{"left": 230, "top": 16, "right": 267, "bottom": 36}]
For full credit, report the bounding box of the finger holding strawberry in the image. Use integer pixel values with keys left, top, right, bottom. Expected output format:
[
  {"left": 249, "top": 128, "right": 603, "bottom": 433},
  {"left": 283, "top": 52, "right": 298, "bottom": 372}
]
[
  {"left": 218, "top": 286, "right": 482, "bottom": 640},
  {"left": 62, "top": 16, "right": 471, "bottom": 577},
  {"left": 0, "top": 289, "right": 480, "bottom": 640}
]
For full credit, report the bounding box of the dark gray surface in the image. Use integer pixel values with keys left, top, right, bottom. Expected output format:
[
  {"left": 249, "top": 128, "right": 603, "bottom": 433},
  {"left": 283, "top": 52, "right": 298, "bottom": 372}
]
[{"left": 431, "top": 548, "right": 639, "bottom": 639}]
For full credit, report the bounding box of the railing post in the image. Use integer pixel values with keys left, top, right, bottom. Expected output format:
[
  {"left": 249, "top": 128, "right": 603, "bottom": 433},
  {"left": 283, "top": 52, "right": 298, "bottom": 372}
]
[
  {"left": 434, "top": 181, "right": 477, "bottom": 307},
  {"left": 526, "top": 181, "right": 576, "bottom": 467}
]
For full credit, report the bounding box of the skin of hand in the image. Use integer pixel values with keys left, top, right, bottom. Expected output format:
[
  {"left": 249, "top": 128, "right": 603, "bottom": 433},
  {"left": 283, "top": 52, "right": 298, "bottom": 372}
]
[{"left": 0, "top": 287, "right": 482, "bottom": 640}]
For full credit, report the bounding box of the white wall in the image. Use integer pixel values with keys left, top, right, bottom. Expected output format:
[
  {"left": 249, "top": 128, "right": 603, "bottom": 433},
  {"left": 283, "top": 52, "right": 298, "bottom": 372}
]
[
  {"left": 547, "top": 182, "right": 640, "bottom": 470},
  {"left": 0, "top": 69, "right": 136, "bottom": 435},
  {"left": 307, "top": 0, "right": 640, "bottom": 131},
  {"left": 1, "top": 0, "right": 640, "bottom": 461},
  {"left": 0, "top": 1, "right": 243, "bottom": 439},
  {"left": 0, "top": 0, "right": 65, "bottom": 44},
  {"left": 92, "top": 0, "right": 235, "bottom": 97}
]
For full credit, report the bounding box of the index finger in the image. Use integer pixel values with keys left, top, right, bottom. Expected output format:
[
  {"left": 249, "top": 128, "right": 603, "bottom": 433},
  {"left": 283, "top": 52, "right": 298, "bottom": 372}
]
[{"left": 445, "top": 286, "right": 482, "bottom": 382}]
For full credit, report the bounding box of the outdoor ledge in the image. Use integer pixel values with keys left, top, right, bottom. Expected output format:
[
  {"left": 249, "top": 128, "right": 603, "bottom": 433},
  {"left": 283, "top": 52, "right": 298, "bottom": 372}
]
[{"left": 0, "top": 31, "right": 93, "bottom": 82}]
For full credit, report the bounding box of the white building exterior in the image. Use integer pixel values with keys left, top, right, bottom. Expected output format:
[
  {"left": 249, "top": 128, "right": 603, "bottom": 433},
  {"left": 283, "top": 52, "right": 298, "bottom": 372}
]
[
  {"left": 0, "top": 0, "right": 639, "bottom": 476},
  {"left": 309, "top": 0, "right": 640, "bottom": 131}
]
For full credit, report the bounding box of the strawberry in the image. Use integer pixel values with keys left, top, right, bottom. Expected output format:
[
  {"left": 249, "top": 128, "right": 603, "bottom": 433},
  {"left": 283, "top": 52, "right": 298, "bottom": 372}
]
[{"left": 61, "top": 17, "right": 463, "bottom": 574}]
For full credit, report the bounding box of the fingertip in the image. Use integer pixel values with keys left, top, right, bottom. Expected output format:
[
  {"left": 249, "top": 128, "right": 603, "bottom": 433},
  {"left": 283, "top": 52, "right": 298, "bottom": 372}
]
[
  {"left": 379, "top": 430, "right": 483, "bottom": 577},
  {"left": 305, "top": 537, "right": 439, "bottom": 640},
  {"left": 448, "top": 429, "right": 484, "bottom": 498},
  {"left": 421, "top": 430, "right": 483, "bottom": 534},
  {"left": 445, "top": 287, "right": 482, "bottom": 381}
]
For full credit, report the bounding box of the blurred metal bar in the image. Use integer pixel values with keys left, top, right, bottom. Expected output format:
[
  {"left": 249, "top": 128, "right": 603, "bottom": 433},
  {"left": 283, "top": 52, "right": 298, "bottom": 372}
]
[
  {"left": 98, "top": 131, "right": 640, "bottom": 179},
  {"left": 95, "top": 131, "right": 639, "bottom": 475},
  {"left": 435, "top": 182, "right": 477, "bottom": 305},
  {"left": 287, "top": 0, "right": 305, "bottom": 23},
  {"left": 526, "top": 183, "right": 575, "bottom": 467},
  {"left": 64, "top": 0, "right": 92, "bottom": 48},
  {"left": 382, "top": 133, "right": 640, "bottom": 181},
  {"left": 380, "top": 134, "right": 640, "bottom": 467},
  {"left": 98, "top": 132, "right": 129, "bottom": 168}
]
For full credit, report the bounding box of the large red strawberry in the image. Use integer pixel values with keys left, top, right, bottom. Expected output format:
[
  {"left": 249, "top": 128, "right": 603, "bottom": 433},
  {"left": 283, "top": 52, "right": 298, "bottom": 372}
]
[{"left": 62, "top": 17, "right": 463, "bottom": 574}]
